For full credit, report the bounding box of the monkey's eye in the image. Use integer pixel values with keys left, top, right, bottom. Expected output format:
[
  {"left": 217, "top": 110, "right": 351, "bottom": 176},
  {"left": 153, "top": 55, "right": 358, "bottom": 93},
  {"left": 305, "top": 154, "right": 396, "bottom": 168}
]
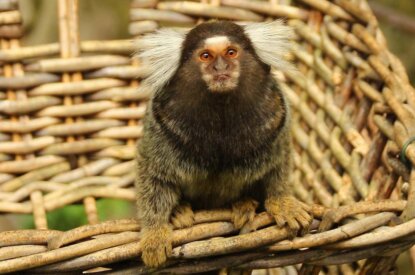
[
  {"left": 226, "top": 48, "right": 238, "bottom": 58},
  {"left": 199, "top": 52, "right": 213, "bottom": 62}
]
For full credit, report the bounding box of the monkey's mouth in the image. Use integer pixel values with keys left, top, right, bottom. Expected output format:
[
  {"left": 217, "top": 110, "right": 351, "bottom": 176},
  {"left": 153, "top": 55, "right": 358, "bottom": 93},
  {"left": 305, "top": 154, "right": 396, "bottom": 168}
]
[
  {"left": 204, "top": 73, "right": 238, "bottom": 92},
  {"left": 213, "top": 74, "right": 231, "bottom": 81}
]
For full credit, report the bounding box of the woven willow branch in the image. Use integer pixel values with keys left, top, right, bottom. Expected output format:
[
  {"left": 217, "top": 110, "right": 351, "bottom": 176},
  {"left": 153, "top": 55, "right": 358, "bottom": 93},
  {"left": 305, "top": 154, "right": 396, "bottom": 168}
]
[
  {"left": 2, "top": 0, "right": 415, "bottom": 273},
  {"left": 0, "top": 201, "right": 413, "bottom": 274}
]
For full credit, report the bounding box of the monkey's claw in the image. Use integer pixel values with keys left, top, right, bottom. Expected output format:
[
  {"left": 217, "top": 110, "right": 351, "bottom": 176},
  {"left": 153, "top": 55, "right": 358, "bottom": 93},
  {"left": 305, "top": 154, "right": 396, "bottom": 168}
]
[
  {"left": 265, "top": 196, "right": 313, "bottom": 237},
  {"left": 232, "top": 198, "right": 259, "bottom": 229},
  {"left": 140, "top": 224, "right": 172, "bottom": 268},
  {"left": 171, "top": 202, "right": 194, "bottom": 228}
]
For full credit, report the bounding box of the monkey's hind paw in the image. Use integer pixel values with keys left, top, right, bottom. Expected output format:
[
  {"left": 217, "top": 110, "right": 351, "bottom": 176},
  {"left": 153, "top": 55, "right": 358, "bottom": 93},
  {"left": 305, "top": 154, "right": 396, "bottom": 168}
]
[
  {"left": 232, "top": 198, "right": 259, "bottom": 229},
  {"left": 265, "top": 196, "right": 313, "bottom": 237},
  {"left": 140, "top": 224, "right": 172, "bottom": 268},
  {"left": 170, "top": 202, "right": 194, "bottom": 229}
]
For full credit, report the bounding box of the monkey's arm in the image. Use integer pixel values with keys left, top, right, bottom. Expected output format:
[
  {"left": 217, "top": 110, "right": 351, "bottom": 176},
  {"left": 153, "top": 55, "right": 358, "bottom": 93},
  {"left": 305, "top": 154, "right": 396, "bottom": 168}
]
[
  {"left": 264, "top": 170, "right": 313, "bottom": 236},
  {"left": 263, "top": 132, "right": 313, "bottom": 236}
]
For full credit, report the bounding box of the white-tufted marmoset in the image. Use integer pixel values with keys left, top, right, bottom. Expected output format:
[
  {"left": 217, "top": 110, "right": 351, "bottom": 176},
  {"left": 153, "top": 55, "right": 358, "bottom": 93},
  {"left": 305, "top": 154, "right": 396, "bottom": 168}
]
[{"left": 135, "top": 20, "right": 313, "bottom": 268}]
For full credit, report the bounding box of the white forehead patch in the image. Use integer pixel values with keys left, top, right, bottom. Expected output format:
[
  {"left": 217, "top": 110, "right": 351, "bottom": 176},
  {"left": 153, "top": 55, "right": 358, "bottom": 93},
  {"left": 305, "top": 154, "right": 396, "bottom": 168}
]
[{"left": 204, "top": 36, "right": 230, "bottom": 46}]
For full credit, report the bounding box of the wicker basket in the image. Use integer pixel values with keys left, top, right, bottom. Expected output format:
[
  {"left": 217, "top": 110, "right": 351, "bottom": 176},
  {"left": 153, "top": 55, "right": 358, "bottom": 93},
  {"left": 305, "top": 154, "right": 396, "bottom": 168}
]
[{"left": 1, "top": 0, "right": 415, "bottom": 274}]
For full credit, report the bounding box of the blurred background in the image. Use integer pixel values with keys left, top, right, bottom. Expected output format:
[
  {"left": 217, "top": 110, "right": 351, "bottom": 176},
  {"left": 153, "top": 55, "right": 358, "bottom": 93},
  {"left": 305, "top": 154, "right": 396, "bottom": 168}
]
[
  {"left": 3, "top": 0, "right": 415, "bottom": 273},
  {"left": 17, "top": 0, "right": 415, "bottom": 84}
]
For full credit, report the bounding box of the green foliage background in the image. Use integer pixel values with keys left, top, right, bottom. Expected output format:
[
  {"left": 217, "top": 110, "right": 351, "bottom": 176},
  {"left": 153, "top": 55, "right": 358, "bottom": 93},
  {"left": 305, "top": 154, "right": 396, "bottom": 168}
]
[
  {"left": 22, "top": 199, "right": 133, "bottom": 230},
  {"left": 377, "top": 0, "right": 415, "bottom": 85}
]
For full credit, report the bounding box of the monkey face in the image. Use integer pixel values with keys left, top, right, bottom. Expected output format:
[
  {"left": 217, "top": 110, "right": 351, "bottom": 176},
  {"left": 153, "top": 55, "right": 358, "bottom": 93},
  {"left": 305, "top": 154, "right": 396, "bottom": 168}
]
[
  {"left": 195, "top": 36, "right": 241, "bottom": 93},
  {"left": 137, "top": 20, "right": 293, "bottom": 95}
]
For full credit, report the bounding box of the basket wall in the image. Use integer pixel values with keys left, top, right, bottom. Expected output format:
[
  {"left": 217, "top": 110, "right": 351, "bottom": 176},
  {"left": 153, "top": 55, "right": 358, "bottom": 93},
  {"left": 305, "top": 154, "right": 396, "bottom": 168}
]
[{"left": 1, "top": 0, "right": 415, "bottom": 274}]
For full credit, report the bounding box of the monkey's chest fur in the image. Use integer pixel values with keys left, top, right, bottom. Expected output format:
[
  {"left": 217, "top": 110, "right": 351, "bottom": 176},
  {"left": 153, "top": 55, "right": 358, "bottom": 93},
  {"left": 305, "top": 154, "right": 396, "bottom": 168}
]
[{"left": 141, "top": 80, "right": 287, "bottom": 209}]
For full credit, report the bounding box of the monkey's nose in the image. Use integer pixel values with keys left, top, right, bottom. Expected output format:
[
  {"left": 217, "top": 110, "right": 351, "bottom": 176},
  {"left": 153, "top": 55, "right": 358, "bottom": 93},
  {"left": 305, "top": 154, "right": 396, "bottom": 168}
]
[{"left": 213, "top": 58, "right": 229, "bottom": 71}]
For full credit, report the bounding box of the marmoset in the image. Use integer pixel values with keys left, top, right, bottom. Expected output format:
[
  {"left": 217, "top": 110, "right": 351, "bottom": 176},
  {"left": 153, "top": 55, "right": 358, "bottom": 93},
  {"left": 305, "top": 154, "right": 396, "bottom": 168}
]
[{"left": 135, "top": 20, "right": 313, "bottom": 268}]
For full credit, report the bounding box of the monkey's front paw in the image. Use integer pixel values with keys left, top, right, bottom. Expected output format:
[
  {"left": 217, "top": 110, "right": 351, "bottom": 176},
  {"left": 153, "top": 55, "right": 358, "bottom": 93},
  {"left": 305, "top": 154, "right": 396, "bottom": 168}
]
[
  {"left": 232, "top": 198, "right": 259, "bottom": 229},
  {"left": 140, "top": 224, "right": 172, "bottom": 268},
  {"left": 265, "top": 196, "right": 313, "bottom": 237},
  {"left": 170, "top": 202, "right": 194, "bottom": 228}
]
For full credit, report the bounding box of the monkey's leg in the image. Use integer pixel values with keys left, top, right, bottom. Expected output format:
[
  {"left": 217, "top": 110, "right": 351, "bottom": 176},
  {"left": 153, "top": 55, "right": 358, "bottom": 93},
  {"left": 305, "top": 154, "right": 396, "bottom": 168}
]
[
  {"left": 228, "top": 199, "right": 258, "bottom": 275},
  {"left": 136, "top": 177, "right": 179, "bottom": 268},
  {"left": 170, "top": 202, "right": 194, "bottom": 228},
  {"left": 140, "top": 224, "right": 172, "bottom": 268},
  {"left": 232, "top": 198, "right": 259, "bottom": 229}
]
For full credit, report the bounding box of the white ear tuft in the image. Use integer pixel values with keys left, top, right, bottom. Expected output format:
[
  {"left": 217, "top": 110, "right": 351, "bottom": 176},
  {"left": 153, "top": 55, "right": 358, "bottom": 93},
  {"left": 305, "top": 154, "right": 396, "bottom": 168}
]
[
  {"left": 243, "top": 20, "right": 295, "bottom": 72},
  {"left": 135, "top": 28, "right": 187, "bottom": 93}
]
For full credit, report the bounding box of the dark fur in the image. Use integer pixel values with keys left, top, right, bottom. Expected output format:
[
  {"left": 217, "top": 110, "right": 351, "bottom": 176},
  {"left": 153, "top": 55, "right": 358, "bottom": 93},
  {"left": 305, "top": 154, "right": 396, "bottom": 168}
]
[
  {"left": 135, "top": 21, "right": 311, "bottom": 268},
  {"left": 136, "top": 21, "right": 291, "bottom": 221}
]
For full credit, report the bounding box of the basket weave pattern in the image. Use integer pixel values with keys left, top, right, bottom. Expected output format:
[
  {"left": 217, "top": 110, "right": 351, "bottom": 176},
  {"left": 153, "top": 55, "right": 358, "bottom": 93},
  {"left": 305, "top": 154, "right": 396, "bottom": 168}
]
[{"left": 1, "top": 0, "right": 415, "bottom": 273}]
